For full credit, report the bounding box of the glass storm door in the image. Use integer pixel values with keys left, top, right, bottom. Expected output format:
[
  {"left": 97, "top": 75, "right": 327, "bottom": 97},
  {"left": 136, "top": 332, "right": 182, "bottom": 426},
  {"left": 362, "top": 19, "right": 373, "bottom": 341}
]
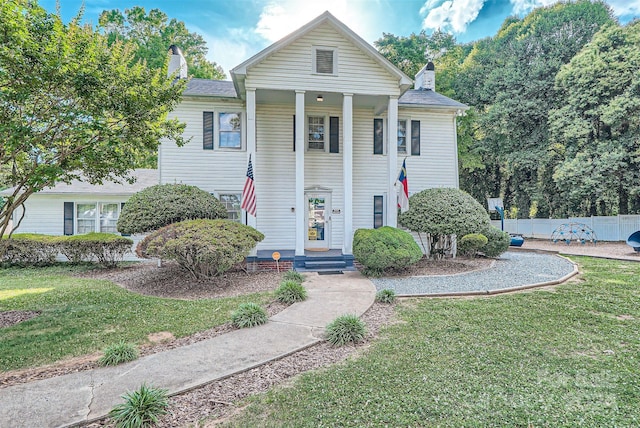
[{"left": 305, "top": 192, "right": 330, "bottom": 249}]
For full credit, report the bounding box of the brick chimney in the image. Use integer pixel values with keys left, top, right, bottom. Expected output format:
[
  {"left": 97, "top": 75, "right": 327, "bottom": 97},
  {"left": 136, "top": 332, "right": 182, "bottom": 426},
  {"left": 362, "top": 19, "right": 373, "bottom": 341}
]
[
  {"left": 168, "top": 45, "right": 187, "bottom": 79},
  {"left": 414, "top": 61, "right": 435, "bottom": 91}
]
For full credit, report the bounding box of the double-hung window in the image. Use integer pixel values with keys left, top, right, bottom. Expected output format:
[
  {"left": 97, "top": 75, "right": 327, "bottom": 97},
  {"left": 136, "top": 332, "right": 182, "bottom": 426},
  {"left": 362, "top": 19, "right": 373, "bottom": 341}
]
[
  {"left": 99, "top": 203, "right": 119, "bottom": 233},
  {"left": 308, "top": 116, "right": 325, "bottom": 150},
  {"left": 397, "top": 119, "right": 408, "bottom": 154},
  {"left": 72, "top": 202, "right": 120, "bottom": 234},
  {"left": 219, "top": 112, "right": 242, "bottom": 149},
  {"left": 76, "top": 203, "right": 97, "bottom": 234},
  {"left": 219, "top": 193, "right": 242, "bottom": 222}
]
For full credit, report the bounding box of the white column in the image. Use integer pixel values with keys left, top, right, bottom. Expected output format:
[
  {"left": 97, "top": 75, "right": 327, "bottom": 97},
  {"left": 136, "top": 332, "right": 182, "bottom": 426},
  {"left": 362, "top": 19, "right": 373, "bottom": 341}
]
[
  {"left": 342, "top": 93, "right": 353, "bottom": 254},
  {"left": 295, "top": 90, "right": 306, "bottom": 256},
  {"left": 246, "top": 88, "right": 257, "bottom": 229},
  {"left": 387, "top": 96, "right": 398, "bottom": 227}
]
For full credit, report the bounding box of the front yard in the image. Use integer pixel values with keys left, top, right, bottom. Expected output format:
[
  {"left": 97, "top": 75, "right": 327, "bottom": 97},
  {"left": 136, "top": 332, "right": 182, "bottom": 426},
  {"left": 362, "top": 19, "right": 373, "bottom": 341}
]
[
  {"left": 223, "top": 256, "right": 640, "bottom": 427},
  {"left": 0, "top": 264, "right": 274, "bottom": 372}
]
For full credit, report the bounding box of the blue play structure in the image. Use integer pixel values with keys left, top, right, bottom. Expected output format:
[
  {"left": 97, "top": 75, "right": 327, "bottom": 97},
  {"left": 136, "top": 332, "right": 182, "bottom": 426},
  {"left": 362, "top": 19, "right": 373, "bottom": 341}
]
[
  {"left": 551, "top": 222, "right": 597, "bottom": 245},
  {"left": 627, "top": 231, "right": 640, "bottom": 252}
]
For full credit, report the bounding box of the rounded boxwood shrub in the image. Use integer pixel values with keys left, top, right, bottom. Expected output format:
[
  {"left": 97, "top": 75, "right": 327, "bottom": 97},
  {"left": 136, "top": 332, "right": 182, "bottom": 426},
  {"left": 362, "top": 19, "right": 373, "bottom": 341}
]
[
  {"left": 398, "top": 188, "right": 491, "bottom": 257},
  {"left": 275, "top": 280, "right": 307, "bottom": 304},
  {"left": 353, "top": 226, "right": 422, "bottom": 276},
  {"left": 326, "top": 314, "right": 367, "bottom": 346},
  {"left": 137, "top": 219, "right": 264, "bottom": 278},
  {"left": 231, "top": 302, "right": 268, "bottom": 328},
  {"left": 481, "top": 226, "right": 510, "bottom": 258},
  {"left": 117, "top": 183, "right": 228, "bottom": 235},
  {"left": 457, "top": 233, "right": 488, "bottom": 258}
]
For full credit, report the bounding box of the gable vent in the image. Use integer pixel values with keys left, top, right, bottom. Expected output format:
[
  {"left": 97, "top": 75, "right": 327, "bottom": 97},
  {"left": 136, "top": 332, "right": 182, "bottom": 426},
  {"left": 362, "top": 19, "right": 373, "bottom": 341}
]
[{"left": 316, "top": 49, "right": 334, "bottom": 74}]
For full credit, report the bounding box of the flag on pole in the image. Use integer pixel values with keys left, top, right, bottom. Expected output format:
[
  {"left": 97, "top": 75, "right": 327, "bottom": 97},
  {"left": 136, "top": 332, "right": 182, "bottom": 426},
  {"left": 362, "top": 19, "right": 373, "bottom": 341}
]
[
  {"left": 241, "top": 155, "right": 256, "bottom": 217},
  {"left": 397, "top": 159, "right": 409, "bottom": 213}
]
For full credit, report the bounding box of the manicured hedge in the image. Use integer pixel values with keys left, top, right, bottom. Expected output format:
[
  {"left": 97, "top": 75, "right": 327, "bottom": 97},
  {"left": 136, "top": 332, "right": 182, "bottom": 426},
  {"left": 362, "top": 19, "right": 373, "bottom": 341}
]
[
  {"left": 0, "top": 233, "right": 132, "bottom": 267},
  {"left": 481, "top": 227, "right": 510, "bottom": 258},
  {"left": 457, "top": 233, "right": 488, "bottom": 257},
  {"left": 137, "top": 219, "right": 264, "bottom": 279},
  {"left": 117, "top": 184, "right": 228, "bottom": 235},
  {"left": 353, "top": 226, "right": 422, "bottom": 276}
]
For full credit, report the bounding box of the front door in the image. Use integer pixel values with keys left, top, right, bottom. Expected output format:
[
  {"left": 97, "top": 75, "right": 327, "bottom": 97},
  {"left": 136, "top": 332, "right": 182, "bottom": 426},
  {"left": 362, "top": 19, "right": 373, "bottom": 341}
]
[{"left": 305, "top": 192, "right": 331, "bottom": 250}]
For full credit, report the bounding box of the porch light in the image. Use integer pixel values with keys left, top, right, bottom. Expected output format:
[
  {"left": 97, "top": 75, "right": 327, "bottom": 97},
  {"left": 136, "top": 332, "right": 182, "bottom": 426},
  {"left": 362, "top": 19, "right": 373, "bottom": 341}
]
[{"left": 316, "top": 94, "right": 324, "bottom": 102}]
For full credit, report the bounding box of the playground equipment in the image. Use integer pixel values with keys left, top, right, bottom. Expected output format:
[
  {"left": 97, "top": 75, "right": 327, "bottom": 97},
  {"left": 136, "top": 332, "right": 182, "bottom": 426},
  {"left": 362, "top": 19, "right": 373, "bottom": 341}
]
[
  {"left": 627, "top": 231, "right": 640, "bottom": 252},
  {"left": 551, "top": 222, "right": 597, "bottom": 245},
  {"left": 487, "top": 197, "right": 524, "bottom": 247}
]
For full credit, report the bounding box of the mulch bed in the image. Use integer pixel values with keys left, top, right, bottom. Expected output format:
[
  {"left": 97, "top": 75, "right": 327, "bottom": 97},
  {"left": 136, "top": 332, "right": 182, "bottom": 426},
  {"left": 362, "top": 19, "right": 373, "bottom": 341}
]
[{"left": 0, "top": 310, "right": 41, "bottom": 329}]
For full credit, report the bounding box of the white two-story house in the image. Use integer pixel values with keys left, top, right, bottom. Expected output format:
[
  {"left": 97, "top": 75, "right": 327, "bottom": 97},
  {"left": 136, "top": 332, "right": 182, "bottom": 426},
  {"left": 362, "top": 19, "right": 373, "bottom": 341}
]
[{"left": 160, "top": 11, "right": 467, "bottom": 270}]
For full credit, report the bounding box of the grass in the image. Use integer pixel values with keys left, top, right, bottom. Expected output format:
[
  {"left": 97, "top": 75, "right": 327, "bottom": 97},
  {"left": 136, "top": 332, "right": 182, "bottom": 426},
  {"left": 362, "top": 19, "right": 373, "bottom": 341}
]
[
  {"left": 275, "top": 280, "right": 307, "bottom": 304},
  {"left": 109, "top": 383, "right": 169, "bottom": 427},
  {"left": 231, "top": 302, "right": 268, "bottom": 328},
  {"left": 223, "top": 256, "right": 640, "bottom": 427},
  {"left": 99, "top": 341, "right": 139, "bottom": 367},
  {"left": 0, "top": 264, "right": 272, "bottom": 371}
]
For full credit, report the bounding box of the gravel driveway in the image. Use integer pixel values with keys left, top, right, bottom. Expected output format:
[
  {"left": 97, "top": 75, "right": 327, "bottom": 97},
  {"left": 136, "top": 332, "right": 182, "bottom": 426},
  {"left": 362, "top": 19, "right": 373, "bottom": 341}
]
[{"left": 371, "top": 251, "right": 576, "bottom": 296}]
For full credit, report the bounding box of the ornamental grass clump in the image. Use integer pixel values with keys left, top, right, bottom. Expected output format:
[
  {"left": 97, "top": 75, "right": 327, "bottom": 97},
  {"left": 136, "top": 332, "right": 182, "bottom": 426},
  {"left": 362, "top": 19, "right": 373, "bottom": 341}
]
[
  {"left": 109, "top": 383, "right": 168, "bottom": 428},
  {"left": 375, "top": 289, "right": 397, "bottom": 304},
  {"left": 99, "top": 341, "right": 139, "bottom": 367},
  {"left": 282, "top": 270, "right": 305, "bottom": 284},
  {"left": 275, "top": 280, "right": 308, "bottom": 304},
  {"left": 325, "top": 314, "right": 367, "bottom": 346},
  {"left": 231, "top": 302, "right": 268, "bottom": 328}
]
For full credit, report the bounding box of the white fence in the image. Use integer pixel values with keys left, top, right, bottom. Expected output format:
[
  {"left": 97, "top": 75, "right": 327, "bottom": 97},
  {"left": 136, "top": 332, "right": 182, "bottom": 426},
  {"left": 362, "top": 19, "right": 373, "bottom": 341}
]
[{"left": 491, "top": 215, "right": 640, "bottom": 242}]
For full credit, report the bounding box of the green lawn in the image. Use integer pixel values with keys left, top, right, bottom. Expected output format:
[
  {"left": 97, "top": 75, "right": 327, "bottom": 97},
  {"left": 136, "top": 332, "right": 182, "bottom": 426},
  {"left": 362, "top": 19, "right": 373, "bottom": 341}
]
[
  {"left": 225, "top": 256, "right": 640, "bottom": 427},
  {"left": 0, "top": 264, "right": 272, "bottom": 371}
]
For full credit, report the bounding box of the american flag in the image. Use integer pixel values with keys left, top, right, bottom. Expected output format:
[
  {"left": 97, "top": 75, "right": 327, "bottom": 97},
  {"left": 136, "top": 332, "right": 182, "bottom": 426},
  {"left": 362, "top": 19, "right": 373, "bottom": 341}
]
[{"left": 241, "top": 155, "right": 256, "bottom": 217}]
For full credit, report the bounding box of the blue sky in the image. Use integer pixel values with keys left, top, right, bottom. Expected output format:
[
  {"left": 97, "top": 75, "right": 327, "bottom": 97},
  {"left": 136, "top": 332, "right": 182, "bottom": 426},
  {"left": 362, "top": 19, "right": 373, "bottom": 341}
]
[{"left": 41, "top": 0, "right": 639, "bottom": 77}]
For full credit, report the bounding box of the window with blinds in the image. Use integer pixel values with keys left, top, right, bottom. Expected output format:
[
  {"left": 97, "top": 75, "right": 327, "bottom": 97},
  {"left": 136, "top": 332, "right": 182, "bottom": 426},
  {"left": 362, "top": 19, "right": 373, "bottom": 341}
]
[{"left": 314, "top": 47, "right": 336, "bottom": 75}]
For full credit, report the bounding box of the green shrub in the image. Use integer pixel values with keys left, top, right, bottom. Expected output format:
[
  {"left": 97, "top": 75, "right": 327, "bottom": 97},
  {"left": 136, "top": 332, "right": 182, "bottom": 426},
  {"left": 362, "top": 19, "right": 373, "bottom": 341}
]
[
  {"left": 117, "top": 184, "right": 228, "bottom": 235},
  {"left": 326, "top": 314, "right": 367, "bottom": 346},
  {"left": 457, "top": 233, "right": 488, "bottom": 258},
  {"left": 60, "top": 233, "right": 132, "bottom": 267},
  {"left": 353, "top": 227, "right": 422, "bottom": 276},
  {"left": 0, "top": 234, "right": 60, "bottom": 266},
  {"left": 398, "top": 188, "right": 491, "bottom": 258},
  {"left": 231, "top": 302, "right": 268, "bottom": 328},
  {"left": 481, "top": 227, "right": 510, "bottom": 258},
  {"left": 282, "top": 270, "right": 305, "bottom": 284},
  {"left": 109, "top": 383, "right": 169, "bottom": 428},
  {"left": 275, "top": 280, "right": 308, "bottom": 304},
  {"left": 375, "top": 289, "right": 397, "bottom": 304},
  {"left": 137, "top": 219, "right": 264, "bottom": 279},
  {"left": 99, "top": 341, "right": 139, "bottom": 367}
]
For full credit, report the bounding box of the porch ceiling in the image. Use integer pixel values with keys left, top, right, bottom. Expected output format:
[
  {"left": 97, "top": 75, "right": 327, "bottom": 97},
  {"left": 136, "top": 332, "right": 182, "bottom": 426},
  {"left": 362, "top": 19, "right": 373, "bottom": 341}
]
[{"left": 255, "top": 89, "right": 385, "bottom": 110}]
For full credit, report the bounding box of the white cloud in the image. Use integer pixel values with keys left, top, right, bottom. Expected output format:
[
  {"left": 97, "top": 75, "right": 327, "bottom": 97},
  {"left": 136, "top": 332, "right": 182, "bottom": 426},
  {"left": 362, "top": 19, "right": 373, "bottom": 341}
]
[
  {"left": 509, "top": 0, "right": 559, "bottom": 15},
  {"left": 420, "top": 0, "right": 486, "bottom": 33},
  {"left": 605, "top": 0, "right": 640, "bottom": 16},
  {"left": 254, "top": 0, "right": 378, "bottom": 44}
]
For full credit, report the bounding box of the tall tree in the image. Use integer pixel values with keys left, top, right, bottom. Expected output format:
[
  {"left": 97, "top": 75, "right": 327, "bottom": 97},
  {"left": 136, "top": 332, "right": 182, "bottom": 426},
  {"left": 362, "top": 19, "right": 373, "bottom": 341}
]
[
  {"left": 550, "top": 20, "right": 640, "bottom": 215},
  {"left": 98, "top": 6, "right": 225, "bottom": 80},
  {"left": 455, "top": 0, "right": 614, "bottom": 217},
  {"left": 0, "top": 0, "right": 186, "bottom": 236}
]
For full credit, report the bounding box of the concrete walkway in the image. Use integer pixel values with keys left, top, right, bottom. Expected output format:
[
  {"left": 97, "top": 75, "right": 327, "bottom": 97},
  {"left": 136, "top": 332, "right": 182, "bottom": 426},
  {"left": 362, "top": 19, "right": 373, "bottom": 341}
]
[{"left": 0, "top": 271, "right": 376, "bottom": 428}]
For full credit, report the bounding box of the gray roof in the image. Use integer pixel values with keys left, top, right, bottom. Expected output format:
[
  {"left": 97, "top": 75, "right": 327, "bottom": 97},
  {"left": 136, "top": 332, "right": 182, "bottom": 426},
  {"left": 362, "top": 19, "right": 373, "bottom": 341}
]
[
  {"left": 183, "top": 79, "right": 237, "bottom": 98},
  {"left": 0, "top": 169, "right": 158, "bottom": 197},
  {"left": 399, "top": 89, "right": 468, "bottom": 110}
]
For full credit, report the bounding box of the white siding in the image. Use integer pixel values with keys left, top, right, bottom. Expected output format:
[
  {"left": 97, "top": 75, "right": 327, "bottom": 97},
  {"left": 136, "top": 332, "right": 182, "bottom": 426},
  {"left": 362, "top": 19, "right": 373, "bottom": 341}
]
[
  {"left": 11, "top": 195, "right": 128, "bottom": 236},
  {"left": 246, "top": 22, "right": 401, "bottom": 96},
  {"left": 161, "top": 98, "right": 247, "bottom": 193}
]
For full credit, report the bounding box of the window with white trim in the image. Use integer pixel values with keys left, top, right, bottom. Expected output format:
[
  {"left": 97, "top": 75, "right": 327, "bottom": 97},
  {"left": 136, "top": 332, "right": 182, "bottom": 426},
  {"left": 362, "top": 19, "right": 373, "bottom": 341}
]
[
  {"left": 219, "top": 112, "right": 242, "bottom": 149},
  {"left": 99, "top": 203, "right": 119, "bottom": 233},
  {"left": 73, "top": 202, "right": 121, "bottom": 234},
  {"left": 219, "top": 193, "right": 242, "bottom": 222},
  {"left": 77, "top": 203, "right": 97, "bottom": 234},
  {"left": 313, "top": 46, "right": 337, "bottom": 75},
  {"left": 397, "top": 119, "right": 407, "bottom": 154},
  {"left": 308, "top": 116, "right": 325, "bottom": 150}
]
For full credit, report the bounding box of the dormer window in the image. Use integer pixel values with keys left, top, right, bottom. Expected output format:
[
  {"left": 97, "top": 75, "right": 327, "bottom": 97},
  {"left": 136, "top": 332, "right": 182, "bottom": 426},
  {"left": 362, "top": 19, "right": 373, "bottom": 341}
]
[{"left": 313, "top": 46, "right": 337, "bottom": 75}]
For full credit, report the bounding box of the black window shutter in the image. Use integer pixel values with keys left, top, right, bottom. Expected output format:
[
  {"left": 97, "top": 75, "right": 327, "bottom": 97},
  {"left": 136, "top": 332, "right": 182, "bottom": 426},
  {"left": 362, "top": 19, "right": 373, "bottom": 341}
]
[
  {"left": 373, "top": 196, "right": 384, "bottom": 229},
  {"left": 411, "top": 120, "right": 420, "bottom": 156},
  {"left": 373, "top": 118, "right": 383, "bottom": 154},
  {"left": 203, "top": 112, "right": 214, "bottom": 150},
  {"left": 63, "top": 202, "right": 74, "bottom": 235},
  {"left": 119, "top": 202, "right": 129, "bottom": 236},
  {"left": 293, "top": 115, "right": 296, "bottom": 152},
  {"left": 329, "top": 116, "right": 339, "bottom": 153}
]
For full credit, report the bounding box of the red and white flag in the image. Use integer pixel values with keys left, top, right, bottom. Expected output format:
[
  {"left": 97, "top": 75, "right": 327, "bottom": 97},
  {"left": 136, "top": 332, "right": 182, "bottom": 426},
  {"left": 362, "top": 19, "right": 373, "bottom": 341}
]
[
  {"left": 397, "top": 159, "right": 409, "bottom": 213},
  {"left": 241, "top": 155, "right": 256, "bottom": 217}
]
